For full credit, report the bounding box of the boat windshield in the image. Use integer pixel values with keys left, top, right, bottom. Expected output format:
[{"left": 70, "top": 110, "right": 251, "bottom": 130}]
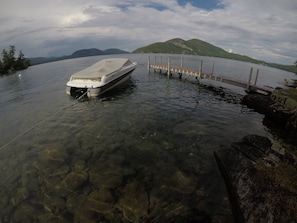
[
  {"left": 70, "top": 58, "right": 130, "bottom": 80},
  {"left": 71, "top": 77, "right": 102, "bottom": 81}
]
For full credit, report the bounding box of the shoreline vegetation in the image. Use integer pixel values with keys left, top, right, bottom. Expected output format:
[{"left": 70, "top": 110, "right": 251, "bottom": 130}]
[
  {"left": 28, "top": 48, "right": 129, "bottom": 66},
  {"left": 0, "top": 45, "right": 30, "bottom": 75}
]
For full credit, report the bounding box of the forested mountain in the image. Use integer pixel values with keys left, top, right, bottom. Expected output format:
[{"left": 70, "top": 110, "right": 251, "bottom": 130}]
[
  {"left": 133, "top": 38, "right": 297, "bottom": 73},
  {"left": 29, "top": 48, "right": 129, "bottom": 65}
]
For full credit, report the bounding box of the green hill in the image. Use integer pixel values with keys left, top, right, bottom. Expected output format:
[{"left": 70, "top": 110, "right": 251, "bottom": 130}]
[
  {"left": 133, "top": 38, "right": 296, "bottom": 73},
  {"left": 133, "top": 38, "right": 257, "bottom": 61},
  {"left": 71, "top": 48, "right": 128, "bottom": 57},
  {"left": 71, "top": 48, "right": 104, "bottom": 57}
]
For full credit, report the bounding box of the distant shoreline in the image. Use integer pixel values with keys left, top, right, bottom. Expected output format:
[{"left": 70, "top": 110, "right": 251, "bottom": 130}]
[{"left": 29, "top": 51, "right": 297, "bottom": 75}]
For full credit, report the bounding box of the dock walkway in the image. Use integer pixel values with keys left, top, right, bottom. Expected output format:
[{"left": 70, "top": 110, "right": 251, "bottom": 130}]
[{"left": 148, "top": 56, "right": 274, "bottom": 95}]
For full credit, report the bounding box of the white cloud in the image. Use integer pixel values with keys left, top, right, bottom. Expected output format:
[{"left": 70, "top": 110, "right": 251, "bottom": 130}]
[{"left": 0, "top": 0, "right": 296, "bottom": 64}]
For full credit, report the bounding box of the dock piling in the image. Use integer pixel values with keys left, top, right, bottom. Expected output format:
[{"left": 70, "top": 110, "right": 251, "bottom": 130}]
[
  {"left": 167, "top": 57, "right": 171, "bottom": 76},
  {"left": 254, "top": 69, "right": 259, "bottom": 85},
  {"left": 199, "top": 60, "right": 203, "bottom": 79},
  {"left": 211, "top": 61, "right": 214, "bottom": 75},
  {"left": 247, "top": 68, "right": 253, "bottom": 90},
  {"left": 148, "top": 56, "right": 151, "bottom": 73}
]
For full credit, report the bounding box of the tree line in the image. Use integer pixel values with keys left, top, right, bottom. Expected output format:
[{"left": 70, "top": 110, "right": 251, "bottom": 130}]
[{"left": 0, "top": 45, "right": 30, "bottom": 75}]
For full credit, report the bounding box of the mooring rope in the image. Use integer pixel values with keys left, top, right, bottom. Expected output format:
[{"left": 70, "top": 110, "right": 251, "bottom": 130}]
[{"left": 0, "top": 91, "right": 88, "bottom": 151}]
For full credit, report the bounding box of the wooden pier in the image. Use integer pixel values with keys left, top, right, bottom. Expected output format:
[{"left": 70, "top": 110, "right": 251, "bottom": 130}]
[{"left": 148, "top": 56, "right": 274, "bottom": 95}]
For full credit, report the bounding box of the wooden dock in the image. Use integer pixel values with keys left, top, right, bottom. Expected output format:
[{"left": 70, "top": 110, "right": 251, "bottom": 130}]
[{"left": 148, "top": 56, "right": 274, "bottom": 95}]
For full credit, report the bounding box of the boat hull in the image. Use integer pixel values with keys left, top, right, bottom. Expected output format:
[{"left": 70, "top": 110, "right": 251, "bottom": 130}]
[
  {"left": 87, "top": 69, "right": 133, "bottom": 97},
  {"left": 66, "top": 59, "right": 137, "bottom": 97},
  {"left": 66, "top": 66, "right": 136, "bottom": 97}
]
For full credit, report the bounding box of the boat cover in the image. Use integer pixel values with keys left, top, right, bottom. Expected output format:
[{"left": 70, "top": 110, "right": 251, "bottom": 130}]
[{"left": 71, "top": 58, "right": 131, "bottom": 80}]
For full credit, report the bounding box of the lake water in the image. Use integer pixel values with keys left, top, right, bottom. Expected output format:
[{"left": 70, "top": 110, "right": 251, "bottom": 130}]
[{"left": 0, "top": 54, "right": 295, "bottom": 222}]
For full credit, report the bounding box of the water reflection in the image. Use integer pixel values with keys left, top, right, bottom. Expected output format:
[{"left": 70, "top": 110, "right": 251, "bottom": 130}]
[{"left": 0, "top": 73, "right": 30, "bottom": 102}]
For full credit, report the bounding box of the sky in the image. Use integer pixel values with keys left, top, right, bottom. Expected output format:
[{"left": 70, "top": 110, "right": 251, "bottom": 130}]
[{"left": 0, "top": 0, "right": 296, "bottom": 64}]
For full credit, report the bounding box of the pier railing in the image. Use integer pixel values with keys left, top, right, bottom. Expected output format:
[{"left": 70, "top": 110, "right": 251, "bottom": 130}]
[{"left": 148, "top": 55, "right": 274, "bottom": 95}]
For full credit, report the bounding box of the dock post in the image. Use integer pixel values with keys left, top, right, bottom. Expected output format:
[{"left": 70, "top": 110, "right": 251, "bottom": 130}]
[
  {"left": 211, "top": 61, "right": 214, "bottom": 75},
  {"left": 167, "top": 57, "right": 171, "bottom": 77},
  {"left": 148, "top": 56, "right": 151, "bottom": 73},
  {"left": 247, "top": 68, "right": 253, "bottom": 90},
  {"left": 199, "top": 60, "right": 203, "bottom": 78},
  {"left": 254, "top": 69, "right": 259, "bottom": 85}
]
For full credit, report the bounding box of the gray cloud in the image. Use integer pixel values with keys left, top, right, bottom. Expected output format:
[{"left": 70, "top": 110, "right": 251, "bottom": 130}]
[{"left": 0, "top": 0, "right": 296, "bottom": 64}]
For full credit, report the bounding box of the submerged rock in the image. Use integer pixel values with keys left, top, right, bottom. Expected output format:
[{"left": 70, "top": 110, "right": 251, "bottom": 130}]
[
  {"left": 89, "top": 171, "right": 123, "bottom": 189},
  {"left": 214, "top": 134, "right": 297, "bottom": 222},
  {"left": 117, "top": 180, "right": 149, "bottom": 222},
  {"left": 88, "top": 158, "right": 135, "bottom": 189},
  {"left": 10, "top": 187, "right": 30, "bottom": 207},
  {"left": 66, "top": 193, "right": 85, "bottom": 213},
  {"left": 11, "top": 203, "right": 37, "bottom": 223},
  {"left": 54, "top": 170, "right": 88, "bottom": 197},
  {"left": 72, "top": 159, "right": 86, "bottom": 171},
  {"left": 37, "top": 213, "right": 71, "bottom": 223},
  {"left": 21, "top": 165, "right": 40, "bottom": 192},
  {"left": 74, "top": 188, "right": 115, "bottom": 222},
  {"left": 37, "top": 144, "right": 69, "bottom": 164},
  {"left": 35, "top": 144, "right": 69, "bottom": 175},
  {"left": 3, "top": 139, "right": 231, "bottom": 222},
  {"left": 44, "top": 194, "right": 66, "bottom": 213}
]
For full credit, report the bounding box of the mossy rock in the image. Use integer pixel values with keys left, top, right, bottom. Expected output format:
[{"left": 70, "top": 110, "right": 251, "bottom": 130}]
[
  {"left": 275, "top": 162, "right": 297, "bottom": 193},
  {"left": 272, "top": 89, "right": 297, "bottom": 110}
]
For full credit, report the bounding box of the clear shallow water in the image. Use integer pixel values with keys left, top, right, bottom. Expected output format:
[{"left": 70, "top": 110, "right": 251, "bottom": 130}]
[{"left": 0, "top": 54, "right": 295, "bottom": 222}]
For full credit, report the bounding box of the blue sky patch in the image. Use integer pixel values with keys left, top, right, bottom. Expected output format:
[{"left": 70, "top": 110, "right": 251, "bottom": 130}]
[
  {"left": 177, "top": 0, "right": 224, "bottom": 10},
  {"left": 144, "top": 3, "right": 168, "bottom": 11},
  {"left": 117, "top": 2, "right": 167, "bottom": 11}
]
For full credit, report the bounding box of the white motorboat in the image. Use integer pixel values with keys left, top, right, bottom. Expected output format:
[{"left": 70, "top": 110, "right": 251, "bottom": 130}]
[{"left": 66, "top": 58, "right": 137, "bottom": 97}]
